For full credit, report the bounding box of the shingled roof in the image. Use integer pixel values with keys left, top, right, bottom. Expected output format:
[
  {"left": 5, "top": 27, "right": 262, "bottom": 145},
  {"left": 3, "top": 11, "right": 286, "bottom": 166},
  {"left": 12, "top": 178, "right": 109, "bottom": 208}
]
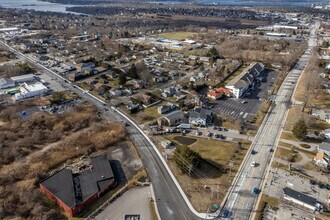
[{"left": 40, "top": 155, "right": 114, "bottom": 208}]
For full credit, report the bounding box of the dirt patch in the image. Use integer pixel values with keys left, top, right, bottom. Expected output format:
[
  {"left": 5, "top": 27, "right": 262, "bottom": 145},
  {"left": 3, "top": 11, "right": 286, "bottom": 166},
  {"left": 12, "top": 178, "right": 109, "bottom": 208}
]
[{"left": 173, "top": 136, "right": 197, "bottom": 145}]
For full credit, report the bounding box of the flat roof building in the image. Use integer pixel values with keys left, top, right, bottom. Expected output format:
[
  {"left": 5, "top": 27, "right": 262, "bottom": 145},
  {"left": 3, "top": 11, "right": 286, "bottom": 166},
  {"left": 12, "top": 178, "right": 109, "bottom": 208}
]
[
  {"left": 283, "top": 187, "right": 318, "bottom": 211},
  {"left": 15, "top": 82, "right": 48, "bottom": 100},
  {"left": 0, "top": 78, "right": 15, "bottom": 89},
  {"left": 11, "top": 73, "right": 35, "bottom": 83}
]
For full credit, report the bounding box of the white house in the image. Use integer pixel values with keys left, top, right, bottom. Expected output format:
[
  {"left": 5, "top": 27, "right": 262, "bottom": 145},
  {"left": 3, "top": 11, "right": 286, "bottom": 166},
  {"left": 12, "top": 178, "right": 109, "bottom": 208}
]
[
  {"left": 15, "top": 82, "right": 48, "bottom": 100},
  {"left": 189, "top": 107, "right": 212, "bottom": 126},
  {"left": 225, "top": 62, "right": 264, "bottom": 98},
  {"left": 314, "top": 152, "right": 329, "bottom": 168}
]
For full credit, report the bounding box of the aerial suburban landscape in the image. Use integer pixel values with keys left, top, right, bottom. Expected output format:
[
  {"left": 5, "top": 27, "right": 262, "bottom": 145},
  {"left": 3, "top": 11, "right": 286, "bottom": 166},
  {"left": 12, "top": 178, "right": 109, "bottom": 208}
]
[{"left": 0, "top": 0, "right": 329, "bottom": 220}]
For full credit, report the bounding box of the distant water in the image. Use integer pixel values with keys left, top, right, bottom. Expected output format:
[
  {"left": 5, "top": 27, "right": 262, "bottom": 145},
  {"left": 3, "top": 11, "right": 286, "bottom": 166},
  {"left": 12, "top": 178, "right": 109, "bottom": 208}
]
[
  {"left": 0, "top": 0, "right": 79, "bottom": 14},
  {"left": 198, "top": 0, "right": 326, "bottom": 7}
]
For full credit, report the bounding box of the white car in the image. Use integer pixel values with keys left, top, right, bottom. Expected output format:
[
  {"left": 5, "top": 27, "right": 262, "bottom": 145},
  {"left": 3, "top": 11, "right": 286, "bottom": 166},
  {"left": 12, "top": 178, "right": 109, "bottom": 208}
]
[{"left": 251, "top": 161, "right": 256, "bottom": 167}]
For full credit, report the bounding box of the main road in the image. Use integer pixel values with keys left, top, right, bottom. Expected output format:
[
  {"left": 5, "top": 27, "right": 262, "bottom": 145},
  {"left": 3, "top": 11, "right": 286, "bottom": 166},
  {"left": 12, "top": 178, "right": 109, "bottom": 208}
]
[
  {"left": 0, "top": 41, "right": 201, "bottom": 220},
  {"left": 219, "top": 22, "right": 319, "bottom": 219}
]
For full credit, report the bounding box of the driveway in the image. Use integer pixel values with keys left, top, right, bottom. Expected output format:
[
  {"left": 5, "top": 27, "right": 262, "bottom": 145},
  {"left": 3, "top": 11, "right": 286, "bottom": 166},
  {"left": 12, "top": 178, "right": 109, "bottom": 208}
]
[{"left": 96, "top": 186, "right": 153, "bottom": 220}]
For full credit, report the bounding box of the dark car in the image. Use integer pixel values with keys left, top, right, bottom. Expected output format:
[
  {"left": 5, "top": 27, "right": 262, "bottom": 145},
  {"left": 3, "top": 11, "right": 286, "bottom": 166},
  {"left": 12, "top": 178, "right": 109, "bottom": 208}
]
[
  {"left": 309, "top": 179, "right": 317, "bottom": 185},
  {"left": 325, "top": 184, "right": 330, "bottom": 190},
  {"left": 317, "top": 183, "right": 325, "bottom": 189},
  {"left": 214, "top": 134, "right": 220, "bottom": 138},
  {"left": 251, "top": 150, "right": 257, "bottom": 155},
  {"left": 218, "top": 127, "right": 223, "bottom": 131}
]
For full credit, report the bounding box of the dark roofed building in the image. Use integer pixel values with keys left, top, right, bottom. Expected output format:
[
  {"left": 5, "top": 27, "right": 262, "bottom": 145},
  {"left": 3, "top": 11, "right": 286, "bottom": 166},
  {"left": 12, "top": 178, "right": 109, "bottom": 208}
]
[
  {"left": 40, "top": 155, "right": 115, "bottom": 217},
  {"left": 189, "top": 107, "right": 212, "bottom": 126},
  {"left": 283, "top": 187, "right": 317, "bottom": 210}
]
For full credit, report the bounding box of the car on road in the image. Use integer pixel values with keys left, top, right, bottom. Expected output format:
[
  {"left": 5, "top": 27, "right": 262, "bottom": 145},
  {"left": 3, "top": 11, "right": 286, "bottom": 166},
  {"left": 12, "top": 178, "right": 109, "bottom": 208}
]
[
  {"left": 309, "top": 179, "right": 317, "bottom": 185},
  {"left": 251, "top": 150, "right": 257, "bottom": 155},
  {"left": 252, "top": 187, "right": 260, "bottom": 194},
  {"left": 217, "top": 127, "right": 223, "bottom": 131},
  {"left": 214, "top": 134, "right": 220, "bottom": 138},
  {"left": 213, "top": 126, "right": 218, "bottom": 130},
  {"left": 317, "top": 183, "right": 325, "bottom": 189},
  {"left": 241, "top": 100, "right": 248, "bottom": 104},
  {"left": 326, "top": 184, "right": 330, "bottom": 190},
  {"left": 251, "top": 161, "right": 256, "bottom": 167},
  {"left": 207, "top": 131, "right": 212, "bottom": 137},
  {"left": 195, "top": 131, "right": 202, "bottom": 136}
]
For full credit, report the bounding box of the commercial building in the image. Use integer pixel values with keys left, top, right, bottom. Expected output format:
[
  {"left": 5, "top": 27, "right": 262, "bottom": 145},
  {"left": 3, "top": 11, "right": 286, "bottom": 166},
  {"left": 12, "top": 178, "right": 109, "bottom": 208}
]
[
  {"left": 15, "top": 82, "right": 48, "bottom": 100},
  {"left": 40, "top": 155, "right": 115, "bottom": 217},
  {"left": 10, "top": 74, "right": 35, "bottom": 83},
  {"left": 283, "top": 187, "right": 318, "bottom": 211},
  {"left": 0, "top": 78, "right": 15, "bottom": 89},
  {"left": 225, "top": 62, "right": 264, "bottom": 98}
]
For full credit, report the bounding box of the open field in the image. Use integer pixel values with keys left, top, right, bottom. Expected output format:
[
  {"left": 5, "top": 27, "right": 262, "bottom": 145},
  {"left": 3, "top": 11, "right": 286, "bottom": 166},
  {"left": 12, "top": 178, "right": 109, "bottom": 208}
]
[
  {"left": 0, "top": 100, "right": 127, "bottom": 219},
  {"left": 165, "top": 134, "right": 250, "bottom": 211},
  {"left": 155, "top": 31, "right": 196, "bottom": 40},
  {"left": 275, "top": 147, "right": 302, "bottom": 163}
]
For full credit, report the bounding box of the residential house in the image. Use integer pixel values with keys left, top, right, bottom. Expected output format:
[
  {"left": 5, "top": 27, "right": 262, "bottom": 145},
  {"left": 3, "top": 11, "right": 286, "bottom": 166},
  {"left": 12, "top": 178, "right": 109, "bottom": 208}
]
[
  {"left": 317, "top": 142, "right": 330, "bottom": 156},
  {"left": 225, "top": 62, "right": 264, "bottom": 98},
  {"left": 162, "top": 87, "right": 180, "bottom": 98},
  {"left": 76, "top": 62, "right": 95, "bottom": 74},
  {"left": 322, "top": 128, "right": 330, "bottom": 139},
  {"left": 134, "top": 81, "right": 146, "bottom": 89},
  {"left": 127, "top": 102, "right": 140, "bottom": 113},
  {"left": 314, "top": 152, "right": 330, "bottom": 168},
  {"left": 157, "top": 110, "right": 184, "bottom": 126},
  {"left": 190, "top": 76, "right": 199, "bottom": 83},
  {"left": 158, "top": 103, "right": 176, "bottom": 114},
  {"left": 198, "top": 71, "right": 209, "bottom": 79},
  {"left": 189, "top": 107, "right": 212, "bottom": 126}
]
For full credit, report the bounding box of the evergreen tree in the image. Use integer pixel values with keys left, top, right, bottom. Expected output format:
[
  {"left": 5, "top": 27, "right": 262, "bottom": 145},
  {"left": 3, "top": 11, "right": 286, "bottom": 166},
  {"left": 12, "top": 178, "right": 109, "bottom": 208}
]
[{"left": 292, "top": 119, "right": 307, "bottom": 140}]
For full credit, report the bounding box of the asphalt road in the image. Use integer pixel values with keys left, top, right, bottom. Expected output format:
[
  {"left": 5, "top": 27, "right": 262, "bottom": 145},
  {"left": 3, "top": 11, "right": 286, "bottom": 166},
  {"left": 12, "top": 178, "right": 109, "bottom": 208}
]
[
  {"left": 0, "top": 41, "right": 200, "bottom": 220},
  {"left": 219, "top": 22, "right": 319, "bottom": 220}
]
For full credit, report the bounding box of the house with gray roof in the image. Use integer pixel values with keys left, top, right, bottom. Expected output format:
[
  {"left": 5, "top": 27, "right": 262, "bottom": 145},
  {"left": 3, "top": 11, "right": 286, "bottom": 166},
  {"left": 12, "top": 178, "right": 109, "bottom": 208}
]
[
  {"left": 225, "top": 62, "right": 264, "bottom": 98},
  {"left": 189, "top": 107, "right": 212, "bottom": 126},
  {"left": 157, "top": 110, "right": 184, "bottom": 126}
]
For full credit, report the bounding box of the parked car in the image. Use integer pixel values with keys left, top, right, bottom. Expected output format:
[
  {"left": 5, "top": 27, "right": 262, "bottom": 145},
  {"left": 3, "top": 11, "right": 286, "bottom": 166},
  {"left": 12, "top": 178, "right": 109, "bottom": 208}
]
[
  {"left": 251, "top": 161, "right": 256, "bottom": 167},
  {"left": 309, "top": 179, "right": 317, "bottom": 185}
]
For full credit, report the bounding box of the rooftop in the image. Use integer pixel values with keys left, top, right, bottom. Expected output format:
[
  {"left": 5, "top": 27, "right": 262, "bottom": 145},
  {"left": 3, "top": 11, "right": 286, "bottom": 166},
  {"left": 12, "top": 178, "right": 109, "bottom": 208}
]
[
  {"left": 283, "top": 187, "right": 317, "bottom": 207},
  {"left": 40, "top": 155, "right": 114, "bottom": 208},
  {"left": 226, "top": 62, "right": 264, "bottom": 88}
]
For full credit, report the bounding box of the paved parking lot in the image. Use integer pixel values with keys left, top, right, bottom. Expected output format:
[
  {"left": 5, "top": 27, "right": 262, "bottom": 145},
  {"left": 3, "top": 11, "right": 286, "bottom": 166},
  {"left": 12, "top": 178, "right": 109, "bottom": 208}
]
[
  {"left": 210, "top": 70, "right": 277, "bottom": 121},
  {"left": 96, "top": 186, "right": 153, "bottom": 220},
  {"left": 264, "top": 167, "right": 330, "bottom": 205}
]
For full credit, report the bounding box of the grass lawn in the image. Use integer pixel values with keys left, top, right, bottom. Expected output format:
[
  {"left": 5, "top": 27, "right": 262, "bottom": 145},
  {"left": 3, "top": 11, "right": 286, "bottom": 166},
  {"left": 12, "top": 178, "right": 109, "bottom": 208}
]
[
  {"left": 280, "top": 132, "right": 298, "bottom": 141},
  {"left": 155, "top": 31, "right": 196, "bottom": 40},
  {"left": 184, "top": 49, "right": 208, "bottom": 57},
  {"left": 173, "top": 136, "right": 197, "bottom": 145},
  {"left": 275, "top": 147, "right": 302, "bottom": 163},
  {"left": 164, "top": 134, "right": 250, "bottom": 211}
]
